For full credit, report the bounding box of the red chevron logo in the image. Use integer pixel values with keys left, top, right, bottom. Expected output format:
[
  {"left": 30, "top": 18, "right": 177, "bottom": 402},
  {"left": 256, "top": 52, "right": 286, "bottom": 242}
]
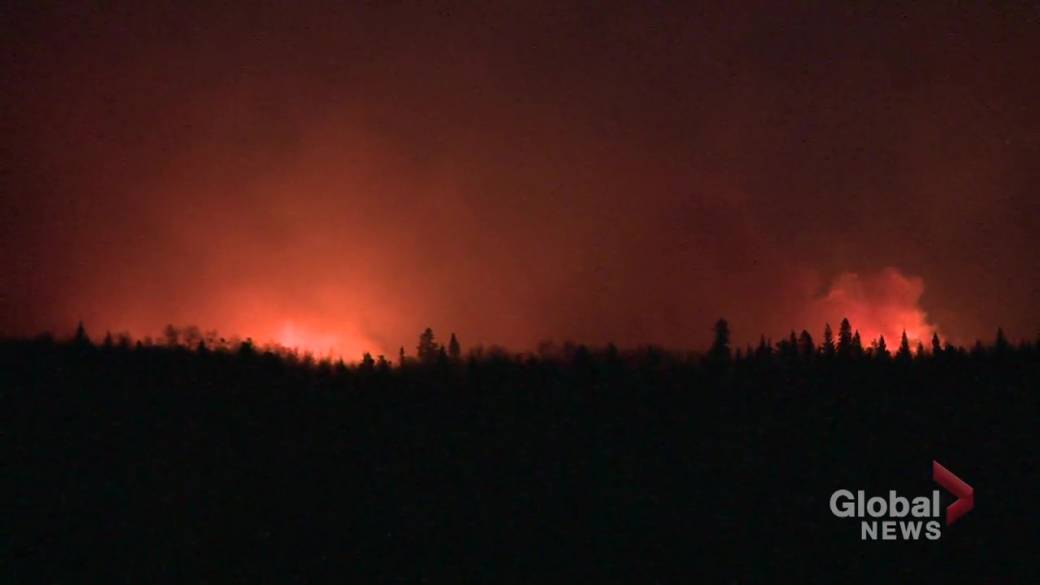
[{"left": 933, "top": 460, "right": 974, "bottom": 526}]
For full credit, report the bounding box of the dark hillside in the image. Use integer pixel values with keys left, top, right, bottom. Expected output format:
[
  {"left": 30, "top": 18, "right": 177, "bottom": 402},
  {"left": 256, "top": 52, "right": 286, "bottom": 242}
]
[{"left": 5, "top": 334, "right": 1039, "bottom": 582}]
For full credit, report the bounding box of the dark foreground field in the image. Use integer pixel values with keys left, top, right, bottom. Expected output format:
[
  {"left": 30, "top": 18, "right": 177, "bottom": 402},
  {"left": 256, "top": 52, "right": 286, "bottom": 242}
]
[{"left": 5, "top": 336, "right": 1039, "bottom": 582}]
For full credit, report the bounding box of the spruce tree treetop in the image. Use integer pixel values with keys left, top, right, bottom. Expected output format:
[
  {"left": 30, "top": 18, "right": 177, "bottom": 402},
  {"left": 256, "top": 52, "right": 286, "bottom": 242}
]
[
  {"left": 360, "top": 352, "right": 375, "bottom": 371},
  {"left": 448, "top": 333, "right": 461, "bottom": 360},
  {"left": 995, "top": 328, "right": 1010, "bottom": 353},
  {"left": 798, "top": 330, "right": 815, "bottom": 358},
  {"left": 896, "top": 331, "right": 913, "bottom": 361},
  {"left": 875, "top": 335, "right": 889, "bottom": 359},
  {"left": 417, "top": 328, "right": 439, "bottom": 364},
  {"left": 709, "top": 319, "right": 731, "bottom": 362},
  {"left": 822, "top": 323, "right": 836, "bottom": 357},
  {"left": 837, "top": 318, "right": 853, "bottom": 356},
  {"left": 74, "top": 321, "right": 90, "bottom": 346}
]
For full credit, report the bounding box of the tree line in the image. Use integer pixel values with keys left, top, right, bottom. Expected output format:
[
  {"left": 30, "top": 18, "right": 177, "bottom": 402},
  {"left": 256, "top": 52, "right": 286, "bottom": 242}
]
[
  {"left": 707, "top": 317, "right": 1023, "bottom": 365},
  {"left": 46, "top": 317, "right": 1036, "bottom": 375},
  {"left": 6, "top": 317, "right": 1038, "bottom": 582}
]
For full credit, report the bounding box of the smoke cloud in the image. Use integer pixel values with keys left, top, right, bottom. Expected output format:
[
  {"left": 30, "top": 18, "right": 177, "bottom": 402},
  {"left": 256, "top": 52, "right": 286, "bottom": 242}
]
[
  {"left": 803, "top": 268, "right": 938, "bottom": 348},
  {"left": 2, "top": 2, "right": 1037, "bottom": 357}
]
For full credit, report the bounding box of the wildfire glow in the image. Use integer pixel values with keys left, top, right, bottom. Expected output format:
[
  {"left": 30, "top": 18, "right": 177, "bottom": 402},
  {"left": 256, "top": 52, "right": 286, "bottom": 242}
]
[
  {"left": 806, "top": 267, "right": 939, "bottom": 348},
  {"left": 274, "top": 320, "right": 379, "bottom": 361}
]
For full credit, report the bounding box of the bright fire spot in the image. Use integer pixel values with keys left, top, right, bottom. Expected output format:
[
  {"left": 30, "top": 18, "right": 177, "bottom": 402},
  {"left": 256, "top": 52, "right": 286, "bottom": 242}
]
[
  {"left": 275, "top": 320, "right": 377, "bottom": 361},
  {"left": 806, "top": 267, "right": 939, "bottom": 348}
]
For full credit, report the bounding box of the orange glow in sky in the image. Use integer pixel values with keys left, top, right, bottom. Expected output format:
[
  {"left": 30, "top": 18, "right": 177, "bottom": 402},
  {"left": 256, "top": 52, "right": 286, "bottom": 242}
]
[
  {"left": 3, "top": 2, "right": 1038, "bottom": 353},
  {"left": 805, "top": 268, "right": 938, "bottom": 349},
  {"left": 275, "top": 320, "right": 377, "bottom": 360}
]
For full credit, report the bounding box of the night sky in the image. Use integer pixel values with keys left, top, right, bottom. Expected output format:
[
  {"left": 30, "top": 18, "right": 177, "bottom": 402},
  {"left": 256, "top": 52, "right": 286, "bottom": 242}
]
[{"left": 2, "top": 1, "right": 1038, "bottom": 358}]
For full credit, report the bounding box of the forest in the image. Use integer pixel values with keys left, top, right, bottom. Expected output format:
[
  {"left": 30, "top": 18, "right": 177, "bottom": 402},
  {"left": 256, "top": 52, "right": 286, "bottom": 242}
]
[{"left": 6, "top": 320, "right": 1038, "bottom": 582}]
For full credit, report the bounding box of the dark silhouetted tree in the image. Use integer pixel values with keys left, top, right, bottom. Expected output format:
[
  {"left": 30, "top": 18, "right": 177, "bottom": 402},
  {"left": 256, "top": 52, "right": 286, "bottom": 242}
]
[
  {"left": 874, "top": 336, "right": 889, "bottom": 360},
  {"left": 851, "top": 330, "right": 864, "bottom": 357},
  {"left": 821, "top": 323, "right": 836, "bottom": 358},
  {"left": 417, "top": 328, "right": 439, "bottom": 364},
  {"left": 932, "top": 333, "right": 942, "bottom": 356},
  {"left": 573, "top": 345, "right": 592, "bottom": 374},
  {"left": 360, "top": 352, "right": 375, "bottom": 372},
  {"left": 755, "top": 335, "right": 772, "bottom": 361},
  {"left": 915, "top": 342, "right": 925, "bottom": 360},
  {"left": 709, "top": 319, "right": 731, "bottom": 363},
  {"left": 780, "top": 331, "right": 798, "bottom": 363},
  {"left": 448, "top": 333, "right": 461, "bottom": 360},
  {"left": 837, "top": 318, "right": 853, "bottom": 357},
  {"left": 896, "top": 331, "right": 912, "bottom": 362},
  {"left": 163, "top": 324, "right": 180, "bottom": 347},
  {"left": 797, "top": 330, "right": 815, "bottom": 359},
  {"left": 74, "top": 321, "right": 90, "bottom": 347},
  {"left": 971, "top": 340, "right": 985, "bottom": 358},
  {"left": 994, "top": 327, "right": 1010, "bottom": 355},
  {"left": 398, "top": 346, "right": 406, "bottom": 367},
  {"left": 184, "top": 326, "right": 202, "bottom": 348}
]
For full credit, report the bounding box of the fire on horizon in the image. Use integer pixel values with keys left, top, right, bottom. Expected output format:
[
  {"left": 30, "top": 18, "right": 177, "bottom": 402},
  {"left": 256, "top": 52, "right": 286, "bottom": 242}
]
[{"left": 2, "top": 2, "right": 1038, "bottom": 358}]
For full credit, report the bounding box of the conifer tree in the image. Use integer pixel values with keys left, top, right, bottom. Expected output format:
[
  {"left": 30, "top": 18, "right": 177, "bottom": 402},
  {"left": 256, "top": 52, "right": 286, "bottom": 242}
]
[
  {"left": 448, "top": 333, "right": 461, "bottom": 360},
  {"left": 837, "top": 318, "right": 853, "bottom": 357},
  {"left": 755, "top": 335, "right": 771, "bottom": 360},
  {"left": 971, "top": 340, "right": 985, "bottom": 358},
  {"left": 995, "top": 328, "right": 1010, "bottom": 355},
  {"left": 797, "top": 330, "right": 815, "bottom": 359},
  {"left": 417, "top": 328, "right": 439, "bottom": 364},
  {"left": 783, "top": 331, "right": 798, "bottom": 362},
  {"left": 360, "top": 352, "right": 375, "bottom": 371},
  {"left": 709, "top": 319, "right": 731, "bottom": 363},
  {"left": 875, "top": 336, "right": 889, "bottom": 360},
  {"left": 74, "top": 321, "right": 90, "bottom": 346},
  {"left": 821, "top": 323, "right": 836, "bottom": 357},
  {"left": 896, "top": 331, "right": 912, "bottom": 361}
]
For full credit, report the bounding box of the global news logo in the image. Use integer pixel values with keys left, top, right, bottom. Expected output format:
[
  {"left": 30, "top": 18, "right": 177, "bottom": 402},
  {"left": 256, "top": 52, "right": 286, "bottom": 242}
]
[{"left": 829, "top": 461, "right": 974, "bottom": 540}]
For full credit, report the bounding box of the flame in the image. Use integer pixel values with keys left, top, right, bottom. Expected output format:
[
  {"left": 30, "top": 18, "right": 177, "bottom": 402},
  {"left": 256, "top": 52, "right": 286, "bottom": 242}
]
[
  {"left": 807, "top": 267, "right": 939, "bottom": 348},
  {"left": 274, "top": 320, "right": 380, "bottom": 361}
]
